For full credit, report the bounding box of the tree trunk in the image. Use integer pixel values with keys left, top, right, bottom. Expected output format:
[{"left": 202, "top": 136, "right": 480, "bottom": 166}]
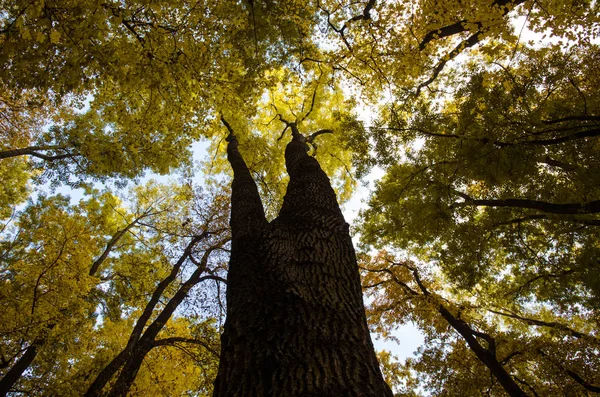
[
  {"left": 213, "top": 130, "right": 393, "bottom": 396},
  {"left": 0, "top": 345, "right": 38, "bottom": 397},
  {"left": 85, "top": 236, "right": 209, "bottom": 397}
]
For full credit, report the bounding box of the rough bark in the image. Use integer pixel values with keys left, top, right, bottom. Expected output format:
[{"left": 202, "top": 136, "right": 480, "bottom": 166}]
[{"left": 213, "top": 131, "right": 392, "bottom": 396}]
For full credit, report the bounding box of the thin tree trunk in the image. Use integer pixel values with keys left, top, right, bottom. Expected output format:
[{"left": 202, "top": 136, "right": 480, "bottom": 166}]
[
  {"left": 213, "top": 129, "right": 392, "bottom": 396},
  {"left": 106, "top": 246, "right": 224, "bottom": 397},
  {"left": 0, "top": 345, "right": 38, "bottom": 397},
  {"left": 84, "top": 235, "right": 204, "bottom": 397}
]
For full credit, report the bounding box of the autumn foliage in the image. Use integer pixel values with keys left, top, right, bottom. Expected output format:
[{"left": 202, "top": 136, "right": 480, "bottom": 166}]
[{"left": 1, "top": 0, "right": 598, "bottom": 395}]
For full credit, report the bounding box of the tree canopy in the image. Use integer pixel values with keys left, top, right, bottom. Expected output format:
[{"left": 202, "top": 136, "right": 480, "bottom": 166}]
[{"left": 1, "top": 0, "right": 599, "bottom": 395}]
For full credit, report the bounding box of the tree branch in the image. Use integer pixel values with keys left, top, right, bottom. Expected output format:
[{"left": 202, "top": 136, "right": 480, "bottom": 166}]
[
  {"left": 538, "top": 349, "right": 600, "bottom": 393},
  {"left": 394, "top": 264, "right": 527, "bottom": 397},
  {"left": 0, "top": 146, "right": 80, "bottom": 161},
  {"left": 153, "top": 337, "right": 219, "bottom": 358},
  {"left": 416, "top": 31, "right": 483, "bottom": 95},
  {"left": 452, "top": 194, "right": 600, "bottom": 215},
  {"left": 318, "top": 0, "right": 376, "bottom": 52},
  {"left": 521, "top": 127, "right": 600, "bottom": 145},
  {"left": 542, "top": 115, "right": 600, "bottom": 124},
  {"left": 489, "top": 309, "right": 599, "bottom": 342},
  {"left": 89, "top": 212, "right": 156, "bottom": 276},
  {"left": 418, "top": 0, "right": 526, "bottom": 50}
]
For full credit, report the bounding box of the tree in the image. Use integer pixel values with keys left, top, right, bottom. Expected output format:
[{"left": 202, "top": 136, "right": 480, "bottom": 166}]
[
  {"left": 0, "top": 181, "right": 228, "bottom": 396},
  {"left": 3, "top": 0, "right": 600, "bottom": 395},
  {"left": 356, "top": 37, "right": 600, "bottom": 397},
  {"left": 213, "top": 119, "right": 392, "bottom": 396},
  {"left": 361, "top": 251, "right": 600, "bottom": 396},
  {"left": 0, "top": 0, "right": 325, "bottom": 190}
]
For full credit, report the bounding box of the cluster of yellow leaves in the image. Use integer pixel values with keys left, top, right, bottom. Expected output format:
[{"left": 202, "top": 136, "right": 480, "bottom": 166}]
[
  {"left": 203, "top": 64, "right": 360, "bottom": 216},
  {"left": 0, "top": 180, "right": 228, "bottom": 395},
  {"left": 2, "top": 0, "right": 599, "bottom": 395},
  {"left": 356, "top": 13, "right": 600, "bottom": 395}
]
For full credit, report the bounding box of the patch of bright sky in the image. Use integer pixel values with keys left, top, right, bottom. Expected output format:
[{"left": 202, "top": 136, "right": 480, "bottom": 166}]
[{"left": 334, "top": 80, "right": 428, "bottom": 365}]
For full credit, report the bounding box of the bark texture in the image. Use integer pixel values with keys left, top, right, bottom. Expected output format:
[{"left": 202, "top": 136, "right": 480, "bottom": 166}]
[{"left": 213, "top": 132, "right": 392, "bottom": 396}]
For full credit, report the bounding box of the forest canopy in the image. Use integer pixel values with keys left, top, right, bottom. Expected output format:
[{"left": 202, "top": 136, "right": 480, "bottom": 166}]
[{"left": 1, "top": 0, "right": 598, "bottom": 395}]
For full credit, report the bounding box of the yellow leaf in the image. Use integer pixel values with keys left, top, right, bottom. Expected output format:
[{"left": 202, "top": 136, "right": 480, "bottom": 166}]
[
  {"left": 21, "top": 29, "right": 32, "bottom": 40},
  {"left": 50, "top": 30, "right": 60, "bottom": 44}
]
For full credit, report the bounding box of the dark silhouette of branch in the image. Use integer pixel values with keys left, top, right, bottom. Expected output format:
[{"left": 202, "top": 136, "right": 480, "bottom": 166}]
[
  {"left": 452, "top": 193, "right": 600, "bottom": 215},
  {"left": 0, "top": 323, "right": 56, "bottom": 395},
  {"left": 307, "top": 129, "right": 333, "bottom": 145},
  {"left": 415, "top": 0, "right": 527, "bottom": 92},
  {"left": 299, "top": 88, "right": 318, "bottom": 123},
  {"left": 540, "top": 156, "right": 578, "bottom": 172},
  {"left": 504, "top": 269, "right": 575, "bottom": 298},
  {"left": 521, "top": 127, "right": 600, "bottom": 145},
  {"left": 104, "top": 241, "right": 227, "bottom": 396},
  {"left": 419, "top": 0, "right": 526, "bottom": 50},
  {"left": 416, "top": 31, "right": 483, "bottom": 95},
  {"left": 489, "top": 309, "right": 599, "bottom": 342},
  {"left": 319, "top": 0, "right": 376, "bottom": 52},
  {"left": 101, "top": 4, "right": 146, "bottom": 46},
  {"left": 89, "top": 212, "right": 156, "bottom": 276},
  {"left": 542, "top": 115, "right": 600, "bottom": 124},
  {"left": 84, "top": 233, "right": 208, "bottom": 397},
  {"left": 0, "top": 146, "right": 80, "bottom": 161},
  {"left": 538, "top": 349, "right": 600, "bottom": 393},
  {"left": 419, "top": 20, "right": 480, "bottom": 51},
  {"left": 220, "top": 115, "right": 235, "bottom": 138},
  {"left": 491, "top": 213, "right": 599, "bottom": 227},
  {"left": 364, "top": 262, "right": 529, "bottom": 397},
  {"left": 153, "top": 337, "right": 219, "bottom": 358},
  {"left": 0, "top": 344, "right": 38, "bottom": 395},
  {"left": 375, "top": 124, "right": 600, "bottom": 148}
]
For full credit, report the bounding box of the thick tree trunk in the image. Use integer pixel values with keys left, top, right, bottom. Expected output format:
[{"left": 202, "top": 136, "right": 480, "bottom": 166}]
[{"left": 213, "top": 131, "right": 393, "bottom": 396}]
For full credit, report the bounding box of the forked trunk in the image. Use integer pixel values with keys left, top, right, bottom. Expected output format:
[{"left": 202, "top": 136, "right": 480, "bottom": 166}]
[{"left": 213, "top": 129, "right": 392, "bottom": 396}]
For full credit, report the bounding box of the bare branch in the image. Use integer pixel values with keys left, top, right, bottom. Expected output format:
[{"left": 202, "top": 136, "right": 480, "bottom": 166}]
[
  {"left": 489, "top": 309, "right": 599, "bottom": 342},
  {"left": 0, "top": 146, "right": 80, "bottom": 161},
  {"left": 419, "top": 0, "right": 526, "bottom": 50},
  {"left": 153, "top": 337, "right": 219, "bottom": 358}
]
